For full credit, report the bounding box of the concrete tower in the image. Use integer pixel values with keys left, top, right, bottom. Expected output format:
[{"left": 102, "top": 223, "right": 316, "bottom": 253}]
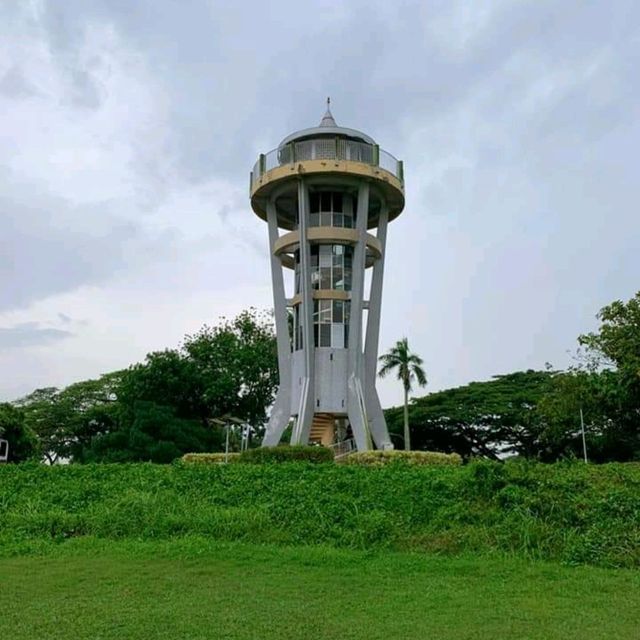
[{"left": 250, "top": 101, "right": 405, "bottom": 451}]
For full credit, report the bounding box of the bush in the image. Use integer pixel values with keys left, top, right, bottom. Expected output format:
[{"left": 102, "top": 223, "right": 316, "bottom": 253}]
[
  {"left": 238, "top": 445, "right": 334, "bottom": 464},
  {"left": 344, "top": 450, "right": 462, "bottom": 466},
  {"left": 180, "top": 453, "right": 240, "bottom": 464}
]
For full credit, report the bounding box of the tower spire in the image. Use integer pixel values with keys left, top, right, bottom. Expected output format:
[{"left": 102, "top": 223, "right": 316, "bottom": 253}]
[{"left": 319, "top": 96, "right": 337, "bottom": 127}]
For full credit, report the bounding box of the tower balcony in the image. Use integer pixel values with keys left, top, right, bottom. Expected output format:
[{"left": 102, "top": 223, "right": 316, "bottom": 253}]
[{"left": 250, "top": 137, "right": 405, "bottom": 223}]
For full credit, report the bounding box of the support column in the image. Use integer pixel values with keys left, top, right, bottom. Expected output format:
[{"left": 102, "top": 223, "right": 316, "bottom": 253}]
[
  {"left": 347, "top": 181, "right": 372, "bottom": 451},
  {"left": 291, "top": 178, "right": 315, "bottom": 444},
  {"left": 262, "top": 198, "right": 292, "bottom": 446},
  {"left": 364, "top": 202, "right": 392, "bottom": 449}
]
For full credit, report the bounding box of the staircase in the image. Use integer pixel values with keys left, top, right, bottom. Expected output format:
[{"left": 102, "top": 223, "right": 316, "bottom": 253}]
[{"left": 309, "top": 414, "right": 335, "bottom": 445}]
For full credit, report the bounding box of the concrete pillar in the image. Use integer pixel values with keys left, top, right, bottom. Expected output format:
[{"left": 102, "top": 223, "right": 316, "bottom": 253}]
[
  {"left": 364, "top": 202, "right": 392, "bottom": 449},
  {"left": 262, "top": 198, "right": 292, "bottom": 446},
  {"left": 346, "top": 181, "right": 372, "bottom": 450},
  {"left": 291, "top": 178, "right": 316, "bottom": 444}
]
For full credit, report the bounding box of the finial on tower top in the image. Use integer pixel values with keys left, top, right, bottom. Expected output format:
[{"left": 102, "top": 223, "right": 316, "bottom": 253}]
[{"left": 319, "top": 97, "right": 337, "bottom": 128}]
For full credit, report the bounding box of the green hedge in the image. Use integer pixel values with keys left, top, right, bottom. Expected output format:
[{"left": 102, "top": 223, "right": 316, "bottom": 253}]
[
  {"left": 1, "top": 461, "right": 639, "bottom": 567},
  {"left": 344, "top": 450, "right": 462, "bottom": 466},
  {"left": 238, "top": 445, "right": 333, "bottom": 464},
  {"left": 181, "top": 453, "right": 240, "bottom": 464}
]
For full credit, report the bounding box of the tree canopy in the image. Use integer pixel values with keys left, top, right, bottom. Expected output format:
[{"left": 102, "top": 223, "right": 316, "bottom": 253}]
[
  {"left": 14, "top": 309, "right": 278, "bottom": 464},
  {"left": 6, "top": 291, "right": 639, "bottom": 464}
]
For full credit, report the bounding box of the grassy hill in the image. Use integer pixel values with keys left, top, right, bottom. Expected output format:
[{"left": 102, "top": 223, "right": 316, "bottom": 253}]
[{"left": 2, "top": 460, "right": 639, "bottom": 567}]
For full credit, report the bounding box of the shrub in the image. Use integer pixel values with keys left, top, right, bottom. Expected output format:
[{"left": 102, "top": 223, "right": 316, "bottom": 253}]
[
  {"left": 180, "top": 452, "right": 240, "bottom": 464},
  {"left": 344, "top": 450, "right": 462, "bottom": 466},
  {"left": 238, "top": 445, "right": 334, "bottom": 464}
]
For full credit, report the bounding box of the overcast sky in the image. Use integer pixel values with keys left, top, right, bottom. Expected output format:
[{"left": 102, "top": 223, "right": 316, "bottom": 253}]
[{"left": 1, "top": 0, "right": 639, "bottom": 408}]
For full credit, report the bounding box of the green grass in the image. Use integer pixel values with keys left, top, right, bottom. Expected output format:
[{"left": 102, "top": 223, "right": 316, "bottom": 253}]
[
  {"left": 2, "top": 461, "right": 640, "bottom": 566},
  {"left": 2, "top": 539, "right": 638, "bottom": 640}
]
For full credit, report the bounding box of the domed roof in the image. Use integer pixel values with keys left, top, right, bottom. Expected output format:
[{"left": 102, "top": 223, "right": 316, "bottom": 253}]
[{"left": 278, "top": 98, "right": 376, "bottom": 147}]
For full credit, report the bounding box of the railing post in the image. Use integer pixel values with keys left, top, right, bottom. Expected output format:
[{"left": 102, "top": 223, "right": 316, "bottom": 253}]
[
  {"left": 335, "top": 137, "right": 341, "bottom": 160},
  {"left": 259, "top": 153, "right": 266, "bottom": 175},
  {"left": 373, "top": 144, "right": 379, "bottom": 166},
  {"left": 397, "top": 160, "right": 404, "bottom": 182},
  {"left": 289, "top": 142, "right": 296, "bottom": 163}
]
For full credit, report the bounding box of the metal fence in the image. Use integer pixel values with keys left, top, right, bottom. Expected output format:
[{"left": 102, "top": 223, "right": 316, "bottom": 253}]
[{"left": 251, "top": 138, "right": 403, "bottom": 189}]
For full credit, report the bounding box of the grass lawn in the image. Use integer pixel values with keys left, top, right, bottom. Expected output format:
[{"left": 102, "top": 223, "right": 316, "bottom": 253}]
[{"left": 2, "top": 539, "right": 638, "bottom": 640}]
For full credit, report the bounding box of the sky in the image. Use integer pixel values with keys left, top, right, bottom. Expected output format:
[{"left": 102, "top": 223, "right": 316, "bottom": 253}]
[{"left": 1, "top": 0, "right": 639, "bottom": 408}]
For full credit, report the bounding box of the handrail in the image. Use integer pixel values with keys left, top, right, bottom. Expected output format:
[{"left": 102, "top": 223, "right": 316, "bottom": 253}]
[
  {"left": 251, "top": 138, "right": 403, "bottom": 189},
  {"left": 329, "top": 437, "right": 356, "bottom": 459}
]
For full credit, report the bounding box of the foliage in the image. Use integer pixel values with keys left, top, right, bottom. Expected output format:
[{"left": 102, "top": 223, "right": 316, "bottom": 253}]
[
  {"left": 1, "top": 461, "right": 639, "bottom": 568},
  {"left": 15, "top": 374, "right": 122, "bottom": 463},
  {"left": 575, "top": 291, "right": 640, "bottom": 459},
  {"left": 0, "top": 404, "right": 38, "bottom": 463},
  {"left": 379, "top": 337, "right": 427, "bottom": 450},
  {"left": 238, "top": 445, "right": 334, "bottom": 464},
  {"left": 13, "top": 309, "right": 277, "bottom": 464},
  {"left": 386, "top": 370, "right": 556, "bottom": 460},
  {"left": 181, "top": 452, "right": 241, "bottom": 464},
  {"left": 343, "top": 450, "right": 462, "bottom": 466},
  {"left": 81, "top": 401, "right": 219, "bottom": 464}
]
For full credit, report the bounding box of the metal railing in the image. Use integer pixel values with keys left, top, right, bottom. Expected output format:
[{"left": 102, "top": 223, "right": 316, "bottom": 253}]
[
  {"left": 251, "top": 138, "right": 403, "bottom": 189},
  {"left": 329, "top": 437, "right": 356, "bottom": 460}
]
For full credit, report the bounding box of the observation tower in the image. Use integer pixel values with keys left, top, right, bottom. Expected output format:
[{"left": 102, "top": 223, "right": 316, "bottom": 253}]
[{"left": 250, "top": 101, "right": 405, "bottom": 451}]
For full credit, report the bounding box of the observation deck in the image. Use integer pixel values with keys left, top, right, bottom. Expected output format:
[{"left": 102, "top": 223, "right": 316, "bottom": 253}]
[{"left": 250, "top": 136, "right": 405, "bottom": 226}]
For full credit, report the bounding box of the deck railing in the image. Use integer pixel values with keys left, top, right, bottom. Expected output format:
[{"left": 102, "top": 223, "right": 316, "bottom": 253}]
[{"left": 251, "top": 138, "right": 403, "bottom": 190}]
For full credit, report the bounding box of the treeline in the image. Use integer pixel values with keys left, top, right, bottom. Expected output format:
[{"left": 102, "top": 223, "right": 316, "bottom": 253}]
[
  {"left": 387, "top": 291, "right": 640, "bottom": 462},
  {"left": 1, "top": 310, "right": 278, "bottom": 463},
  {"left": 1, "top": 293, "right": 638, "bottom": 464}
]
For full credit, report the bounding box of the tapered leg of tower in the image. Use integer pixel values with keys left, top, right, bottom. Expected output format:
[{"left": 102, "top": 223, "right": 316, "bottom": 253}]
[
  {"left": 364, "top": 204, "right": 393, "bottom": 449},
  {"left": 346, "top": 182, "right": 372, "bottom": 451},
  {"left": 263, "top": 199, "right": 292, "bottom": 446},
  {"left": 291, "top": 178, "right": 316, "bottom": 445}
]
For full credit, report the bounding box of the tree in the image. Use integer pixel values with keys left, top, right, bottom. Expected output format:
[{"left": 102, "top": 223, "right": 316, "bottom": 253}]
[
  {"left": 182, "top": 308, "right": 279, "bottom": 429},
  {"left": 573, "top": 291, "right": 640, "bottom": 460},
  {"left": 0, "top": 403, "right": 38, "bottom": 463},
  {"left": 83, "top": 401, "right": 219, "bottom": 463},
  {"left": 16, "top": 373, "right": 122, "bottom": 463},
  {"left": 385, "top": 370, "right": 557, "bottom": 459},
  {"left": 11, "top": 309, "right": 278, "bottom": 464},
  {"left": 379, "top": 338, "right": 427, "bottom": 450},
  {"left": 75, "top": 308, "right": 277, "bottom": 463}
]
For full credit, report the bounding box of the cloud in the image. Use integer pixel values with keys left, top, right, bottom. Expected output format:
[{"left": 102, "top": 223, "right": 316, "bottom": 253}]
[
  {"left": 0, "top": 0, "right": 638, "bottom": 407},
  {"left": 0, "top": 322, "right": 73, "bottom": 349}
]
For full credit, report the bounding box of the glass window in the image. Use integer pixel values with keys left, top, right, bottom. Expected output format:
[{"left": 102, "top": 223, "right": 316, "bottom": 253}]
[
  {"left": 319, "top": 300, "right": 331, "bottom": 323},
  {"left": 333, "top": 193, "right": 343, "bottom": 213},
  {"left": 320, "top": 267, "right": 331, "bottom": 289},
  {"left": 333, "top": 300, "right": 343, "bottom": 323},
  {"left": 319, "top": 245, "right": 332, "bottom": 267},
  {"left": 333, "top": 265, "right": 344, "bottom": 290},
  {"left": 310, "top": 193, "right": 320, "bottom": 213},
  {"left": 321, "top": 192, "right": 331, "bottom": 212},
  {"left": 320, "top": 324, "right": 331, "bottom": 347},
  {"left": 331, "top": 324, "right": 344, "bottom": 348}
]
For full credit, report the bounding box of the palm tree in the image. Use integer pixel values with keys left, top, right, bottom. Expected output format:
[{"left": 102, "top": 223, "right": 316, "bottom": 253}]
[{"left": 378, "top": 338, "right": 427, "bottom": 451}]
